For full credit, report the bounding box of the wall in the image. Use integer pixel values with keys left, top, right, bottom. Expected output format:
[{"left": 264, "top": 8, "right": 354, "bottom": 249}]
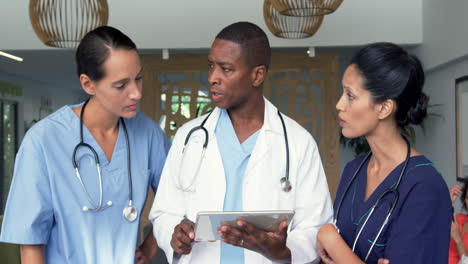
[
  {"left": 0, "top": 70, "right": 86, "bottom": 144},
  {"left": 408, "top": 57, "right": 468, "bottom": 211},
  {"left": 414, "top": 0, "right": 468, "bottom": 71},
  {"left": 0, "top": 0, "right": 422, "bottom": 50}
]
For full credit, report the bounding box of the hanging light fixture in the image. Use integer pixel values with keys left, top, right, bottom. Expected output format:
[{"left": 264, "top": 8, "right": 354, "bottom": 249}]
[
  {"left": 269, "top": 0, "right": 343, "bottom": 16},
  {"left": 29, "top": 0, "right": 109, "bottom": 48},
  {"left": 264, "top": 0, "right": 324, "bottom": 39}
]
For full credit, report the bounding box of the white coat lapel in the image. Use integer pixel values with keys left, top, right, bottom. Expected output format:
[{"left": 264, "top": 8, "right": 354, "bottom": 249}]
[{"left": 244, "top": 98, "right": 282, "bottom": 180}]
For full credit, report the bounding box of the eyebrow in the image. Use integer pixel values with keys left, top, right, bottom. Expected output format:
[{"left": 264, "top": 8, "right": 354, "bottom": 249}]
[
  {"left": 208, "top": 59, "right": 233, "bottom": 67},
  {"left": 111, "top": 68, "right": 143, "bottom": 86}
]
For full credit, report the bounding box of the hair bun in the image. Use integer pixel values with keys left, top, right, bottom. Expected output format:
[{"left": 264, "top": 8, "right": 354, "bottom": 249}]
[{"left": 406, "top": 92, "right": 429, "bottom": 125}]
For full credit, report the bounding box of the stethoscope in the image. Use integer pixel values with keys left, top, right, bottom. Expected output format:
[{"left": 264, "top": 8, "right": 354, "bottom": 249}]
[
  {"left": 176, "top": 109, "right": 292, "bottom": 193},
  {"left": 333, "top": 136, "right": 410, "bottom": 262},
  {"left": 72, "top": 99, "right": 138, "bottom": 222}
]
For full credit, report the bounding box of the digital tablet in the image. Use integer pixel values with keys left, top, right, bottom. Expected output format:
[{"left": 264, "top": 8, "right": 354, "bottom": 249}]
[{"left": 194, "top": 210, "right": 294, "bottom": 242}]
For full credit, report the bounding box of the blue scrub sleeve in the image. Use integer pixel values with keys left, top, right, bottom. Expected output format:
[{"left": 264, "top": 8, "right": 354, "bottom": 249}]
[
  {"left": 384, "top": 173, "right": 451, "bottom": 263},
  {"left": 0, "top": 135, "right": 54, "bottom": 244},
  {"left": 149, "top": 126, "right": 171, "bottom": 193}
]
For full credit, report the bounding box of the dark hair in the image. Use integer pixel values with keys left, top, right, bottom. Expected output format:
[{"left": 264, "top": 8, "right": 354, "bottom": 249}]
[
  {"left": 462, "top": 182, "right": 468, "bottom": 211},
  {"left": 215, "top": 21, "right": 271, "bottom": 70},
  {"left": 350, "top": 42, "right": 429, "bottom": 127},
  {"left": 75, "top": 26, "right": 137, "bottom": 81}
]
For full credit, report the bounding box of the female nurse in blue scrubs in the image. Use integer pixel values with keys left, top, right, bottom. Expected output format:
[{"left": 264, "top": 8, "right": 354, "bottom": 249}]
[
  {"left": 0, "top": 26, "right": 170, "bottom": 263},
  {"left": 317, "top": 43, "right": 452, "bottom": 264}
]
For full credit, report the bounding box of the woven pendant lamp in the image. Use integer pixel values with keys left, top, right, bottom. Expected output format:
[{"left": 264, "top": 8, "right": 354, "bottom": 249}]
[
  {"left": 264, "top": 0, "right": 324, "bottom": 39},
  {"left": 270, "top": 0, "right": 343, "bottom": 16},
  {"left": 29, "top": 0, "right": 109, "bottom": 48}
]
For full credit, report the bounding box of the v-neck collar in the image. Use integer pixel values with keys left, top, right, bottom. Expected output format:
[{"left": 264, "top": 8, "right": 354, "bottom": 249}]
[
  {"left": 216, "top": 109, "right": 260, "bottom": 156},
  {"left": 67, "top": 104, "right": 125, "bottom": 168},
  {"left": 351, "top": 155, "right": 425, "bottom": 224}
]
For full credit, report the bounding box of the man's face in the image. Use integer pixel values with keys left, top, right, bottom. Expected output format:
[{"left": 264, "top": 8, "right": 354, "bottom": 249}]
[{"left": 207, "top": 39, "right": 257, "bottom": 110}]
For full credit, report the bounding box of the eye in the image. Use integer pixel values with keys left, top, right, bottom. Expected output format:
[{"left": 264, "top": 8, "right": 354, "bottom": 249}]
[
  {"left": 347, "top": 92, "right": 355, "bottom": 100},
  {"left": 115, "top": 82, "right": 127, "bottom": 90},
  {"left": 135, "top": 76, "right": 143, "bottom": 81},
  {"left": 208, "top": 63, "right": 213, "bottom": 69},
  {"left": 222, "top": 67, "right": 232, "bottom": 72}
]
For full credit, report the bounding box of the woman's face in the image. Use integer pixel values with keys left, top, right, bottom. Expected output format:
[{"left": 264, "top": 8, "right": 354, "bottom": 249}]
[
  {"left": 336, "top": 64, "right": 381, "bottom": 138},
  {"left": 91, "top": 48, "right": 143, "bottom": 119}
]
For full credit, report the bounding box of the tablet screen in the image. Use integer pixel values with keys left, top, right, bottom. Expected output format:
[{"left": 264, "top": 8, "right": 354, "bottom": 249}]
[{"left": 194, "top": 210, "right": 294, "bottom": 242}]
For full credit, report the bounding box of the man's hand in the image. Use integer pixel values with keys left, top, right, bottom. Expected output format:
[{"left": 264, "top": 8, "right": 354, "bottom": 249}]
[
  {"left": 218, "top": 220, "right": 290, "bottom": 262},
  {"left": 171, "top": 219, "right": 195, "bottom": 255},
  {"left": 134, "top": 247, "right": 150, "bottom": 264}
]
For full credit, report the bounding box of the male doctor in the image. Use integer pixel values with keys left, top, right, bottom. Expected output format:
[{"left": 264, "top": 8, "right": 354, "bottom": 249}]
[{"left": 149, "top": 21, "right": 333, "bottom": 263}]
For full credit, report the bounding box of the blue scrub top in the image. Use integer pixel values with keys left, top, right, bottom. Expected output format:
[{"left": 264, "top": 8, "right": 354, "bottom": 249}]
[
  {"left": 335, "top": 155, "right": 451, "bottom": 263},
  {"left": 215, "top": 109, "right": 259, "bottom": 264},
  {"left": 0, "top": 104, "right": 170, "bottom": 264}
]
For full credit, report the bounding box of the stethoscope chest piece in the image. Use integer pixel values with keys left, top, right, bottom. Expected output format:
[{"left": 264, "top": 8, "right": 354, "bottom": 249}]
[
  {"left": 280, "top": 177, "right": 292, "bottom": 192},
  {"left": 123, "top": 203, "right": 138, "bottom": 222}
]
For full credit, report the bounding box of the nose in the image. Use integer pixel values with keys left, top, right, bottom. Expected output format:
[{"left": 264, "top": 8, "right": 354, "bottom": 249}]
[
  {"left": 129, "top": 81, "right": 142, "bottom": 101},
  {"left": 336, "top": 93, "right": 345, "bottom": 112},
  {"left": 208, "top": 67, "right": 220, "bottom": 86}
]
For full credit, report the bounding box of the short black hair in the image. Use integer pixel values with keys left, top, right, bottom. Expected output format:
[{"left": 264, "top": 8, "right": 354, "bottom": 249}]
[
  {"left": 215, "top": 21, "right": 271, "bottom": 70},
  {"left": 351, "top": 42, "right": 428, "bottom": 127},
  {"left": 75, "top": 26, "right": 137, "bottom": 81}
]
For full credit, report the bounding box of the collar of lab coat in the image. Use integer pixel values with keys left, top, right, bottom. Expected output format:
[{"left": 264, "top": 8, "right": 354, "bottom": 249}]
[{"left": 203, "top": 97, "right": 284, "bottom": 142}]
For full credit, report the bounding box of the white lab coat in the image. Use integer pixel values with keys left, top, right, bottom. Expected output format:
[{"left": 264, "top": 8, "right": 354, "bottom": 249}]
[{"left": 150, "top": 98, "right": 333, "bottom": 264}]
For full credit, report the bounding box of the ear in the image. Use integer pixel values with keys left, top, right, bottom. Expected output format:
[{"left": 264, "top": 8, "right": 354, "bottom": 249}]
[
  {"left": 79, "top": 74, "right": 96, "bottom": 96},
  {"left": 376, "top": 99, "right": 396, "bottom": 120},
  {"left": 251, "top": 65, "right": 267, "bottom": 87}
]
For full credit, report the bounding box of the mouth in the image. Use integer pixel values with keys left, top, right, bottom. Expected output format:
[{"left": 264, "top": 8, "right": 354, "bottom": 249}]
[
  {"left": 338, "top": 115, "right": 346, "bottom": 126},
  {"left": 210, "top": 90, "right": 224, "bottom": 101},
  {"left": 126, "top": 104, "right": 138, "bottom": 111}
]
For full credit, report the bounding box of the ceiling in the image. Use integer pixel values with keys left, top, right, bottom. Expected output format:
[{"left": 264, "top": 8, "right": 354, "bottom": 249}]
[{"left": 0, "top": 0, "right": 422, "bottom": 90}]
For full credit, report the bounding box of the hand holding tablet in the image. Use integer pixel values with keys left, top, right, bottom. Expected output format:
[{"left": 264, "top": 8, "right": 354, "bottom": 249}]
[{"left": 194, "top": 210, "right": 294, "bottom": 242}]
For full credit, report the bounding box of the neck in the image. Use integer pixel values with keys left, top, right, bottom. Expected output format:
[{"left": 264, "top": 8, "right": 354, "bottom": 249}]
[
  {"left": 77, "top": 98, "right": 120, "bottom": 134},
  {"left": 227, "top": 94, "right": 265, "bottom": 129},
  {"left": 365, "top": 122, "right": 408, "bottom": 169}
]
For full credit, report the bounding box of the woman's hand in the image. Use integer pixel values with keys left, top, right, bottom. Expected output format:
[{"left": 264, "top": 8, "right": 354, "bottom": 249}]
[
  {"left": 452, "top": 216, "right": 463, "bottom": 242},
  {"left": 218, "top": 220, "right": 290, "bottom": 262},
  {"left": 450, "top": 185, "right": 462, "bottom": 203}
]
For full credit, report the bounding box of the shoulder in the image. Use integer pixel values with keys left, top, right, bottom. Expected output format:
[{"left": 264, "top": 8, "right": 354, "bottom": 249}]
[
  {"left": 23, "top": 106, "right": 73, "bottom": 142},
  {"left": 403, "top": 155, "right": 450, "bottom": 201},
  {"left": 278, "top": 112, "right": 319, "bottom": 155},
  {"left": 175, "top": 111, "right": 213, "bottom": 136},
  {"left": 404, "top": 156, "right": 445, "bottom": 185}
]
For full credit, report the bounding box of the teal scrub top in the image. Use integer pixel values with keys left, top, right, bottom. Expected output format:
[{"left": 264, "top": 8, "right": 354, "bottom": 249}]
[
  {"left": 215, "top": 109, "right": 259, "bottom": 264},
  {"left": 0, "top": 103, "right": 170, "bottom": 264}
]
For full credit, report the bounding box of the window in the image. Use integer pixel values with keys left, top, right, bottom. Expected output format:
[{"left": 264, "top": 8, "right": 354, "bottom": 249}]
[{"left": 0, "top": 100, "right": 18, "bottom": 214}]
